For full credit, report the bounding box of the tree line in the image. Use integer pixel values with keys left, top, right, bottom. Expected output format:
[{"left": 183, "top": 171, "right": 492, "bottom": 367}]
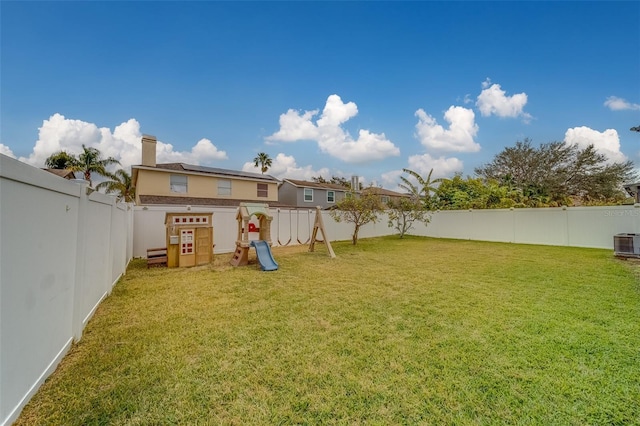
[
  {"left": 331, "top": 138, "right": 637, "bottom": 244},
  {"left": 451, "top": 138, "right": 635, "bottom": 209}
]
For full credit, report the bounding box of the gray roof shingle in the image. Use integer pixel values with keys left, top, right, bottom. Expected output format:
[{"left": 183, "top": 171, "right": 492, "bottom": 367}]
[
  {"left": 283, "top": 179, "right": 349, "bottom": 191},
  {"left": 152, "top": 163, "right": 279, "bottom": 182}
]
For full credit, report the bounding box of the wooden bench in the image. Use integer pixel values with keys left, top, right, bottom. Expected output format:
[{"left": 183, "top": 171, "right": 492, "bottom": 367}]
[{"left": 147, "top": 247, "right": 168, "bottom": 268}]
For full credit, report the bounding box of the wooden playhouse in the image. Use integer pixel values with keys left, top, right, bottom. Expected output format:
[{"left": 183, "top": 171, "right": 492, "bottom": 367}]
[{"left": 164, "top": 212, "right": 214, "bottom": 267}]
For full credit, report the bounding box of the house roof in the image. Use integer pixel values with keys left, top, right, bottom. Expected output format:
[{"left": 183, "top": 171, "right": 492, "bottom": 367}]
[
  {"left": 134, "top": 163, "right": 279, "bottom": 183},
  {"left": 361, "top": 187, "right": 411, "bottom": 198},
  {"left": 282, "top": 179, "right": 349, "bottom": 191},
  {"left": 138, "top": 195, "right": 295, "bottom": 208},
  {"left": 43, "top": 169, "right": 77, "bottom": 179}
]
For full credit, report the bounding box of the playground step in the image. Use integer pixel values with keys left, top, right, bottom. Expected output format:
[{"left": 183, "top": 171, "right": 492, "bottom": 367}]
[{"left": 229, "top": 245, "right": 249, "bottom": 267}]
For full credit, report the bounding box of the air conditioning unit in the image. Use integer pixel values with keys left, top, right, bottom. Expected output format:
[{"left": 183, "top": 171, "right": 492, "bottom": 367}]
[{"left": 614, "top": 233, "right": 640, "bottom": 257}]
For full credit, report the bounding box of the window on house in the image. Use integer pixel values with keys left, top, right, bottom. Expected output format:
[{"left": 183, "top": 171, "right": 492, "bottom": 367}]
[
  {"left": 257, "top": 183, "right": 268, "bottom": 198},
  {"left": 381, "top": 196, "right": 390, "bottom": 204},
  {"left": 218, "top": 179, "right": 231, "bottom": 196},
  {"left": 327, "top": 191, "right": 335, "bottom": 203},
  {"left": 304, "top": 188, "right": 313, "bottom": 202},
  {"left": 170, "top": 175, "right": 188, "bottom": 193}
]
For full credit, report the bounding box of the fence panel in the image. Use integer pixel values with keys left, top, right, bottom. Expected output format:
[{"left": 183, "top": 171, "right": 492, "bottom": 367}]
[
  {"left": 0, "top": 155, "right": 133, "bottom": 426},
  {"left": 0, "top": 167, "right": 79, "bottom": 426},
  {"left": 514, "top": 208, "right": 568, "bottom": 246},
  {"left": 567, "top": 206, "right": 640, "bottom": 248},
  {"left": 80, "top": 193, "right": 117, "bottom": 328}
]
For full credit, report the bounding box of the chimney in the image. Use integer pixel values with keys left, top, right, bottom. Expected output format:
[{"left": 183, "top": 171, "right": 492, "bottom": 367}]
[
  {"left": 141, "top": 134, "right": 157, "bottom": 167},
  {"left": 351, "top": 175, "right": 360, "bottom": 191}
]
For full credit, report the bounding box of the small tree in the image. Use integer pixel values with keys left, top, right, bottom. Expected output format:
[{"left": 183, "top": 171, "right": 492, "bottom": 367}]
[
  {"left": 386, "top": 197, "right": 430, "bottom": 238},
  {"left": 329, "top": 190, "right": 381, "bottom": 245},
  {"left": 253, "top": 152, "right": 272, "bottom": 174}
]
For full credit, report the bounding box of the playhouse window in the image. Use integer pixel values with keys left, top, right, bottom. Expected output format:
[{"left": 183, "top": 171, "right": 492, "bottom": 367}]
[
  {"left": 218, "top": 179, "right": 231, "bottom": 196},
  {"left": 257, "top": 183, "right": 268, "bottom": 198},
  {"left": 170, "top": 175, "right": 188, "bottom": 193},
  {"left": 304, "top": 188, "right": 313, "bottom": 202}
]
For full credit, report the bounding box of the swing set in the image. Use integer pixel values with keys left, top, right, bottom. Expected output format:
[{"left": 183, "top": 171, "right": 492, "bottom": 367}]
[
  {"left": 308, "top": 206, "right": 336, "bottom": 258},
  {"left": 230, "top": 204, "right": 335, "bottom": 269},
  {"left": 276, "top": 206, "right": 335, "bottom": 258}
]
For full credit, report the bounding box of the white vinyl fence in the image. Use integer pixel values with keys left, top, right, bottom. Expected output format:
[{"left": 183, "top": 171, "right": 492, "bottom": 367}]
[
  {"left": 0, "top": 155, "right": 133, "bottom": 426},
  {"left": 410, "top": 206, "right": 639, "bottom": 248},
  {"left": 132, "top": 205, "right": 393, "bottom": 258},
  {"left": 132, "top": 204, "right": 637, "bottom": 258}
]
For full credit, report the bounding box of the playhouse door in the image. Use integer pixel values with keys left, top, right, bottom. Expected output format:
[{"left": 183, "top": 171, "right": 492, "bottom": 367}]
[
  {"left": 195, "top": 227, "right": 211, "bottom": 265},
  {"left": 179, "top": 229, "right": 196, "bottom": 267}
]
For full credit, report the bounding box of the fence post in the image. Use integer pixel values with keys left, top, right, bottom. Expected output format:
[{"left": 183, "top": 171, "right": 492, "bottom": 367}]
[{"left": 71, "top": 180, "right": 89, "bottom": 341}]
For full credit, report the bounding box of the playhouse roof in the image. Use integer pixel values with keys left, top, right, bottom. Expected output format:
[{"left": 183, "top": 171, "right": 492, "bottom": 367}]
[{"left": 237, "top": 202, "right": 272, "bottom": 219}]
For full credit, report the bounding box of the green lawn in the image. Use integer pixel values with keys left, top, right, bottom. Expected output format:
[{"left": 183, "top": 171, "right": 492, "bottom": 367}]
[{"left": 16, "top": 236, "right": 640, "bottom": 425}]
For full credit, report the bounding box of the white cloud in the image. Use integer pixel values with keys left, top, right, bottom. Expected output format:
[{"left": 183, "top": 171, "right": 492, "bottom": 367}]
[
  {"left": 156, "top": 138, "right": 228, "bottom": 165},
  {"left": 414, "top": 106, "right": 480, "bottom": 153},
  {"left": 17, "top": 113, "right": 227, "bottom": 170},
  {"left": 318, "top": 128, "right": 400, "bottom": 162},
  {"left": 266, "top": 109, "right": 319, "bottom": 142},
  {"left": 0, "top": 144, "right": 16, "bottom": 158},
  {"left": 476, "top": 79, "right": 531, "bottom": 122},
  {"left": 407, "top": 153, "right": 464, "bottom": 178},
  {"left": 380, "top": 170, "right": 404, "bottom": 189},
  {"left": 564, "top": 126, "right": 627, "bottom": 164},
  {"left": 381, "top": 155, "right": 463, "bottom": 191},
  {"left": 267, "top": 94, "right": 400, "bottom": 163},
  {"left": 242, "top": 153, "right": 330, "bottom": 181},
  {"left": 19, "top": 113, "right": 103, "bottom": 167},
  {"left": 316, "top": 94, "right": 358, "bottom": 127},
  {"left": 604, "top": 96, "right": 640, "bottom": 111}
]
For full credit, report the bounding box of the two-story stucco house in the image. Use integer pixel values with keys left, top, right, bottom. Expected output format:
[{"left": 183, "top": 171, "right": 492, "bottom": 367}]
[
  {"left": 132, "top": 135, "right": 280, "bottom": 207},
  {"left": 278, "top": 179, "right": 350, "bottom": 209}
]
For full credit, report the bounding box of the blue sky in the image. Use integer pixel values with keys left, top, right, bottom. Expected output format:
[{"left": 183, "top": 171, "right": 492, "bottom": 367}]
[{"left": 2, "top": 1, "right": 639, "bottom": 189}]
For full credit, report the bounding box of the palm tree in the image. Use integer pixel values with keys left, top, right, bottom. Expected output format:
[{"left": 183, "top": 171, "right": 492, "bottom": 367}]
[
  {"left": 253, "top": 152, "right": 272, "bottom": 174},
  {"left": 44, "top": 150, "right": 77, "bottom": 169},
  {"left": 96, "top": 169, "right": 136, "bottom": 202},
  {"left": 69, "top": 145, "right": 120, "bottom": 186},
  {"left": 398, "top": 168, "right": 442, "bottom": 209}
]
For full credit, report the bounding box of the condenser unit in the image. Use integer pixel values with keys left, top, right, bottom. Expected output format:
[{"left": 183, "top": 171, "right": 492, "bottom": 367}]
[{"left": 614, "top": 233, "right": 640, "bottom": 258}]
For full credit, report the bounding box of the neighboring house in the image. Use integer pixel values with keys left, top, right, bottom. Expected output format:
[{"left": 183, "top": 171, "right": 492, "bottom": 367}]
[
  {"left": 132, "top": 135, "right": 280, "bottom": 207},
  {"left": 361, "top": 187, "right": 412, "bottom": 206},
  {"left": 278, "top": 179, "right": 349, "bottom": 209},
  {"left": 43, "top": 169, "right": 77, "bottom": 180}
]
